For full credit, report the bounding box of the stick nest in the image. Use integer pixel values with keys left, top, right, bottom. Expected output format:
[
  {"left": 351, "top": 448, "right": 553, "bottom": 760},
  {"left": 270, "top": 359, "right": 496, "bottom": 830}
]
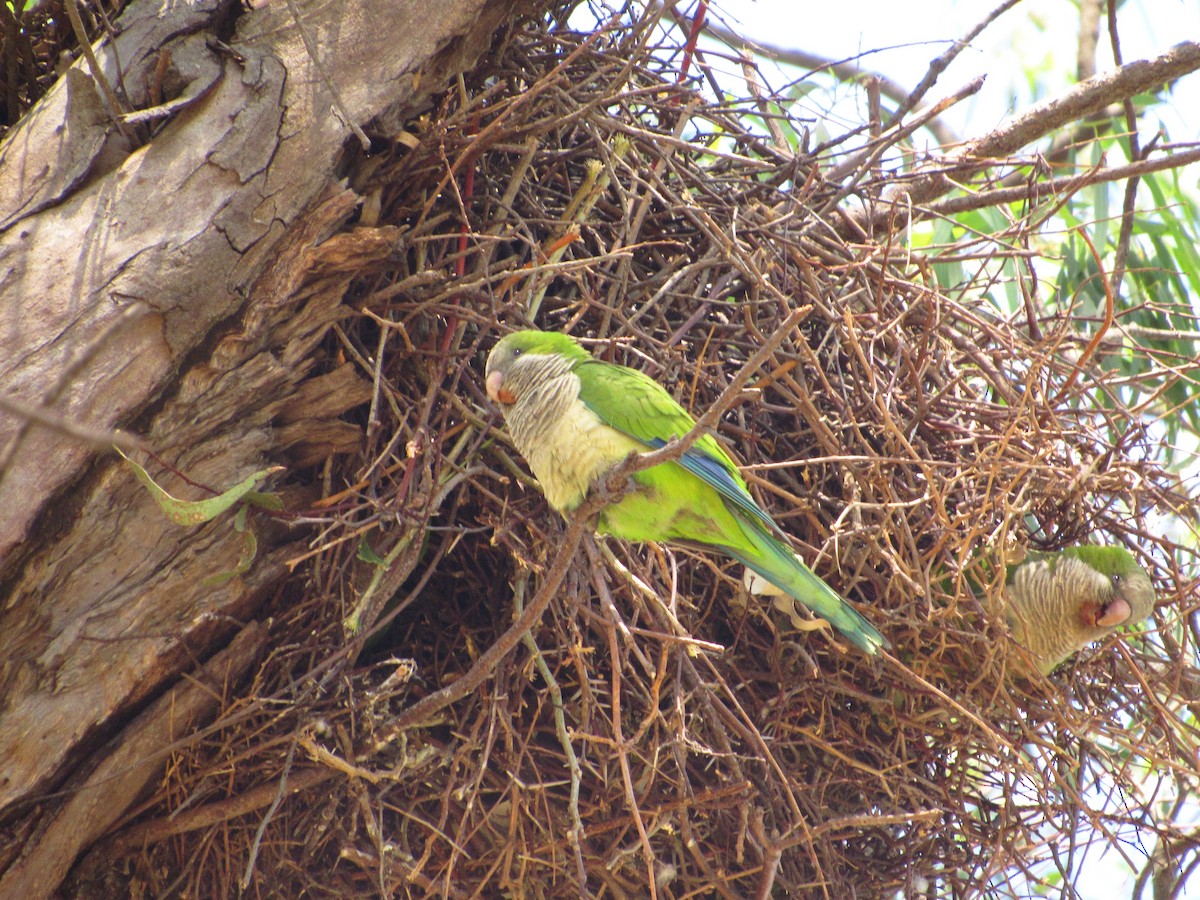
[{"left": 92, "top": 5, "right": 1199, "bottom": 897}]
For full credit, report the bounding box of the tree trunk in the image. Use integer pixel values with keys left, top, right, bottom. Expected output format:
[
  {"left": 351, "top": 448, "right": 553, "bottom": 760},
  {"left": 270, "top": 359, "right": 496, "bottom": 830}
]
[{"left": 0, "top": 0, "right": 533, "bottom": 894}]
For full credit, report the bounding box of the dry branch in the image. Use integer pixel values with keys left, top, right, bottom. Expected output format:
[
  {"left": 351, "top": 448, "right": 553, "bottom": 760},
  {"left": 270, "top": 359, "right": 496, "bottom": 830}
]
[{"left": 873, "top": 40, "right": 1200, "bottom": 214}]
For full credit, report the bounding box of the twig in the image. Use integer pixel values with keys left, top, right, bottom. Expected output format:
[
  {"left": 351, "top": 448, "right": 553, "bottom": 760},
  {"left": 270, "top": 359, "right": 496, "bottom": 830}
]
[
  {"left": 0, "top": 394, "right": 146, "bottom": 452},
  {"left": 64, "top": 0, "right": 132, "bottom": 141},
  {"left": 241, "top": 741, "right": 299, "bottom": 889},
  {"left": 692, "top": 7, "right": 962, "bottom": 148},
  {"left": 385, "top": 499, "right": 591, "bottom": 731},
  {"left": 1052, "top": 226, "right": 1114, "bottom": 404},
  {"left": 604, "top": 603, "right": 658, "bottom": 899},
  {"left": 922, "top": 146, "right": 1200, "bottom": 217},
  {"left": 107, "top": 767, "right": 334, "bottom": 852},
  {"left": 621, "top": 307, "right": 808, "bottom": 470},
  {"left": 872, "top": 40, "right": 1200, "bottom": 213},
  {"left": 515, "top": 574, "right": 589, "bottom": 894},
  {"left": 889, "top": 0, "right": 1023, "bottom": 126}
]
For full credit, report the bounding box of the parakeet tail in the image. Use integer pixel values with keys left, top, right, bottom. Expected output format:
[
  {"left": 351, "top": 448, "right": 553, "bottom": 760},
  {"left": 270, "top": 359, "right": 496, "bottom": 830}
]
[{"left": 726, "top": 531, "right": 888, "bottom": 656}]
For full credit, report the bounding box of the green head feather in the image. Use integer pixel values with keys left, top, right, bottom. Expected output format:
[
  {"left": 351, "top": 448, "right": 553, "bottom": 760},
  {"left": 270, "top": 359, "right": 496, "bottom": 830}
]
[
  {"left": 1058, "top": 544, "right": 1142, "bottom": 576},
  {"left": 490, "top": 330, "right": 591, "bottom": 367}
]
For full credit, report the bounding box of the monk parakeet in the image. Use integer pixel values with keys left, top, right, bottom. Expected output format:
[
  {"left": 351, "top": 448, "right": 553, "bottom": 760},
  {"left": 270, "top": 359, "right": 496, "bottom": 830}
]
[
  {"left": 1005, "top": 545, "right": 1155, "bottom": 675},
  {"left": 484, "top": 329, "right": 887, "bottom": 656}
]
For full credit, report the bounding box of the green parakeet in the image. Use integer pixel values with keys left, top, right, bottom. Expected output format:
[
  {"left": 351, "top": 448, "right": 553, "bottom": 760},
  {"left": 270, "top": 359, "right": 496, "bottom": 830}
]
[
  {"left": 1005, "top": 545, "right": 1155, "bottom": 675},
  {"left": 484, "top": 329, "right": 887, "bottom": 656}
]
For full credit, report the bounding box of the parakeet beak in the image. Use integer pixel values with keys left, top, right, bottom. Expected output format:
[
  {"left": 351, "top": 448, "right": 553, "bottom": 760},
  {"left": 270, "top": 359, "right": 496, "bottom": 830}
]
[
  {"left": 1081, "top": 597, "right": 1132, "bottom": 628},
  {"left": 486, "top": 371, "right": 516, "bottom": 404},
  {"left": 1095, "top": 597, "right": 1132, "bottom": 628}
]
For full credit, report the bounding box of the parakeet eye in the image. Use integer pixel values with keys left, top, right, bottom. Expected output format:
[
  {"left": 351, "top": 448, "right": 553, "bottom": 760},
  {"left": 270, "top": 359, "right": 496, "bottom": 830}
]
[
  {"left": 1112, "top": 573, "right": 1123, "bottom": 587},
  {"left": 512, "top": 348, "right": 523, "bottom": 358}
]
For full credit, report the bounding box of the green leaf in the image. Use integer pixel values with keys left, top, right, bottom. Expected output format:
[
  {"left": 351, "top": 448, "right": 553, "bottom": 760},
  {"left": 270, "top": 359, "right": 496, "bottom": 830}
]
[
  {"left": 357, "top": 537, "right": 388, "bottom": 567},
  {"left": 201, "top": 529, "right": 260, "bottom": 588},
  {"left": 118, "top": 449, "right": 283, "bottom": 526}
]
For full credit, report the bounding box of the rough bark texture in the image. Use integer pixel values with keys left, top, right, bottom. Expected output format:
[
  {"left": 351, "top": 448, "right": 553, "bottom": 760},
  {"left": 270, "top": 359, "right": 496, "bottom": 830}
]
[{"left": 0, "top": 0, "right": 535, "bottom": 894}]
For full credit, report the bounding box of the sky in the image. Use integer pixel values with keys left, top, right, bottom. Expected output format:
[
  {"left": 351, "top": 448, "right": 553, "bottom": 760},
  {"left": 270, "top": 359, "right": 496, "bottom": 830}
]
[{"left": 713, "top": 0, "right": 1200, "bottom": 151}]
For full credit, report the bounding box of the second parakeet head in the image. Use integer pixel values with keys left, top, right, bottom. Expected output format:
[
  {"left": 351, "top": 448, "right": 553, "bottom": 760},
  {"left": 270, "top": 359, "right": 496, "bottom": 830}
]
[{"left": 1005, "top": 544, "right": 1155, "bottom": 675}]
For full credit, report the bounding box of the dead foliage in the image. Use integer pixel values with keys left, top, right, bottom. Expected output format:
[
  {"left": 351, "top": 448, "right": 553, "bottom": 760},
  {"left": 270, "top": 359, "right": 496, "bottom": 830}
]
[{"left": 65, "top": 4, "right": 1200, "bottom": 898}]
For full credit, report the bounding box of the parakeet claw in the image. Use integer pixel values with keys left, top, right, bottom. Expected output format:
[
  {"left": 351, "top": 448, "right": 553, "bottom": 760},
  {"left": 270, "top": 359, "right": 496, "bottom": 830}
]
[
  {"left": 771, "top": 594, "right": 831, "bottom": 634},
  {"left": 590, "top": 466, "right": 637, "bottom": 508}
]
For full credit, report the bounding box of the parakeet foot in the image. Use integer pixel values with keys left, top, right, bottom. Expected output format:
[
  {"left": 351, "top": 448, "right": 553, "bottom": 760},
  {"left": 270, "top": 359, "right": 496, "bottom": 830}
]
[
  {"left": 589, "top": 452, "right": 642, "bottom": 508},
  {"left": 772, "top": 594, "right": 832, "bottom": 635}
]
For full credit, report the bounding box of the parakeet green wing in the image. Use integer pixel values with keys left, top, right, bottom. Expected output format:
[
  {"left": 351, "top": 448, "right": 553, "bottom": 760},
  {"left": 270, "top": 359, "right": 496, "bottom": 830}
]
[{"left": 573, "top": 359, "right": 782, "bottom": 535}]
